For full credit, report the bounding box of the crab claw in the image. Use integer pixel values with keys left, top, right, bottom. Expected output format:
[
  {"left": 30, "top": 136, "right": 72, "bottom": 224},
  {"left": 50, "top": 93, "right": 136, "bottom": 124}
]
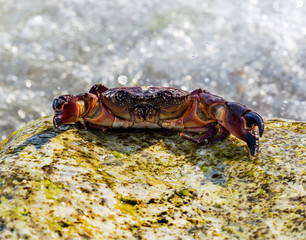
[
  {"left": 244, "top": 112, "right": 264, "bottom": 137},
  {"left": 52, "top": 95, "right": 81, "bottom": 128},
  {"left": 243, "top": 112, "right": 264, "bottom": 155},
  {"left": 221, "top": 102, "right": 264, "bottom": 156}
]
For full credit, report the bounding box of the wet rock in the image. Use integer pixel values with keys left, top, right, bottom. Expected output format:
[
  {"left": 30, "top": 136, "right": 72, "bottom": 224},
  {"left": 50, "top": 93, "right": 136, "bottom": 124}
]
[{"left": 0, "top": 116, "right": 305, "bottom": 239}]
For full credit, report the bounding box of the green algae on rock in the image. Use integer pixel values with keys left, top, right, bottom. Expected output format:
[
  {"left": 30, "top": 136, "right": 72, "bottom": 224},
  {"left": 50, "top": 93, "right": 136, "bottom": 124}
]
[{"left": 0, "top": 116, "right": 305, "bottom": 239}]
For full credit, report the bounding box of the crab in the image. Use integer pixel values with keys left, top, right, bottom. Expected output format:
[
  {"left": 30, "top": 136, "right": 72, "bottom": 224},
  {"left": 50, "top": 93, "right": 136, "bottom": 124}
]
[{"left": 52, "top": 84, "right": 264, "bottom": 155}]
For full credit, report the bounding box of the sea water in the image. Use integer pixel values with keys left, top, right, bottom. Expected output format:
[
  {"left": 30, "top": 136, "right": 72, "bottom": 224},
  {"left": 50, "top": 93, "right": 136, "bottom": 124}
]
[{"left": 0, "top": 0, "right": 305, "bottom": 139}]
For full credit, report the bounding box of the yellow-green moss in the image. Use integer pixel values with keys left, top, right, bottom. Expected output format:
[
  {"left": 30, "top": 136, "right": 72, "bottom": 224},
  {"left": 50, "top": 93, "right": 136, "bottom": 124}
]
[{"left": 112, "top": 150, "right": 128, "bottom": 159}]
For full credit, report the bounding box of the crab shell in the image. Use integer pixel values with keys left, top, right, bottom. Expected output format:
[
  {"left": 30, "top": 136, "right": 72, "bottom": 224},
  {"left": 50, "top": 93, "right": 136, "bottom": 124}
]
[
  {"left": 101, "top": 86, "right": 191, "bottom": 123},
  {"left": 53, "top": 85, "right": 264, "bottom": 156}
]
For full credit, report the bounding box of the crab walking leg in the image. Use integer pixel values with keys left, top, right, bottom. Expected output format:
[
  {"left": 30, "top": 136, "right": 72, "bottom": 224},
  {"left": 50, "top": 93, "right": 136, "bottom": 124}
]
[
  {"left": 83, "top": 100, "right": 134, "bottom": 128},
  {"left": 159, "top": 94, "right": 215, "bottom": 130},
  {"left": 210, "top": 124, "right": 230, "bottom": 144},
  {"left": 179, "top": 123, "right": 217, "bottom": 145},
  {"left": 180, "top": 123, "right": 230, "bottom": 145}
]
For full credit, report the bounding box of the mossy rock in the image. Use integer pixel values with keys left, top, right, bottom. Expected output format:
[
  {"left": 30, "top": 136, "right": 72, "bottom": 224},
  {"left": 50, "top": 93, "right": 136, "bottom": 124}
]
[{"left": 0, "top": 116, "right": 305, "bottom": 239}]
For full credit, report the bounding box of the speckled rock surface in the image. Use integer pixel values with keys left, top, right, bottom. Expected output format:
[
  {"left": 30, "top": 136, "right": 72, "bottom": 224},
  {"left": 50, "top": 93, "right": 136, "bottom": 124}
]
[{"left": 0, "top": 116, "right": 305, "bottom": 239}]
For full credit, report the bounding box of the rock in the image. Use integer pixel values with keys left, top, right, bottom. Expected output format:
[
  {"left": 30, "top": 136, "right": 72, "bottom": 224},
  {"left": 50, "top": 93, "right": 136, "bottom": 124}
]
[{"left": 0, "top": 116, "right": 305, "bottom": 239}]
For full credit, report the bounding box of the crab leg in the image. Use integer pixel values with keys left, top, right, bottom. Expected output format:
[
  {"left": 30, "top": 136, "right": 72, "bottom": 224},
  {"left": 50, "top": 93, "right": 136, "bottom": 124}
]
[
  {"left": 210, "top": 124, "right": 230, "bottom": 144},
  {"left": 180, "top": 123, "right": 230, "bottom": 145}
]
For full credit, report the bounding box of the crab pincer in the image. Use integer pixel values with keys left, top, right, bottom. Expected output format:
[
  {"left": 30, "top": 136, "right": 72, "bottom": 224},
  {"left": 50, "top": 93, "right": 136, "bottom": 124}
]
[{"left": 217, "top": 102, "right": 264, "bottom": 155}]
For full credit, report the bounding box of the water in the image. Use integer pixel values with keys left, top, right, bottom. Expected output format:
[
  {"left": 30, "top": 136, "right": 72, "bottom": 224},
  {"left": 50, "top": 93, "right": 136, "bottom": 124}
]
[{"left": 0, "top": 0, "right": 305, "bottom": 139}]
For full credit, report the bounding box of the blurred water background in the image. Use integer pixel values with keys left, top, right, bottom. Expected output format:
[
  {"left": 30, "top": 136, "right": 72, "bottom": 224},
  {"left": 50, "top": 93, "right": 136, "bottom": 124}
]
[{"left": 0, "top": 0, "right": 306, "bottom": 140}]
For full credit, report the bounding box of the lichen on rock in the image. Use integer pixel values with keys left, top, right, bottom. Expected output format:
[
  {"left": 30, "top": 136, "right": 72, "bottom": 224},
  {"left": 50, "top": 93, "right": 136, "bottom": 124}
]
[{"left": 0, "top": 116, "right": 305, "bottom": 239}]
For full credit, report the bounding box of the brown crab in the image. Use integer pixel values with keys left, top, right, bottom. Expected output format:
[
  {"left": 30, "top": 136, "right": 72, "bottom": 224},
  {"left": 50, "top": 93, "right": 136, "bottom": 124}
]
[{"left": 52, "top": 84, "right": 264, "bottom": 155}]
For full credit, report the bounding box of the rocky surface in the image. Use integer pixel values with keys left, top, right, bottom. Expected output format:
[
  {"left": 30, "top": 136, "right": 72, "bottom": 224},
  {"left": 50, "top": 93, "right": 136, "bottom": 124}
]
[{"left": 0, "top": 116, "right": 305, "bottom": 239}]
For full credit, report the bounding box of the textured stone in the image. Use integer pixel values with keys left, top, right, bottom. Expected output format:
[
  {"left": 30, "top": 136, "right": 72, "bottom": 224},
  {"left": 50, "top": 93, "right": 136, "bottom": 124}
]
[{"left": 0, "top": 116, "right": 305, "bottom": 239}]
